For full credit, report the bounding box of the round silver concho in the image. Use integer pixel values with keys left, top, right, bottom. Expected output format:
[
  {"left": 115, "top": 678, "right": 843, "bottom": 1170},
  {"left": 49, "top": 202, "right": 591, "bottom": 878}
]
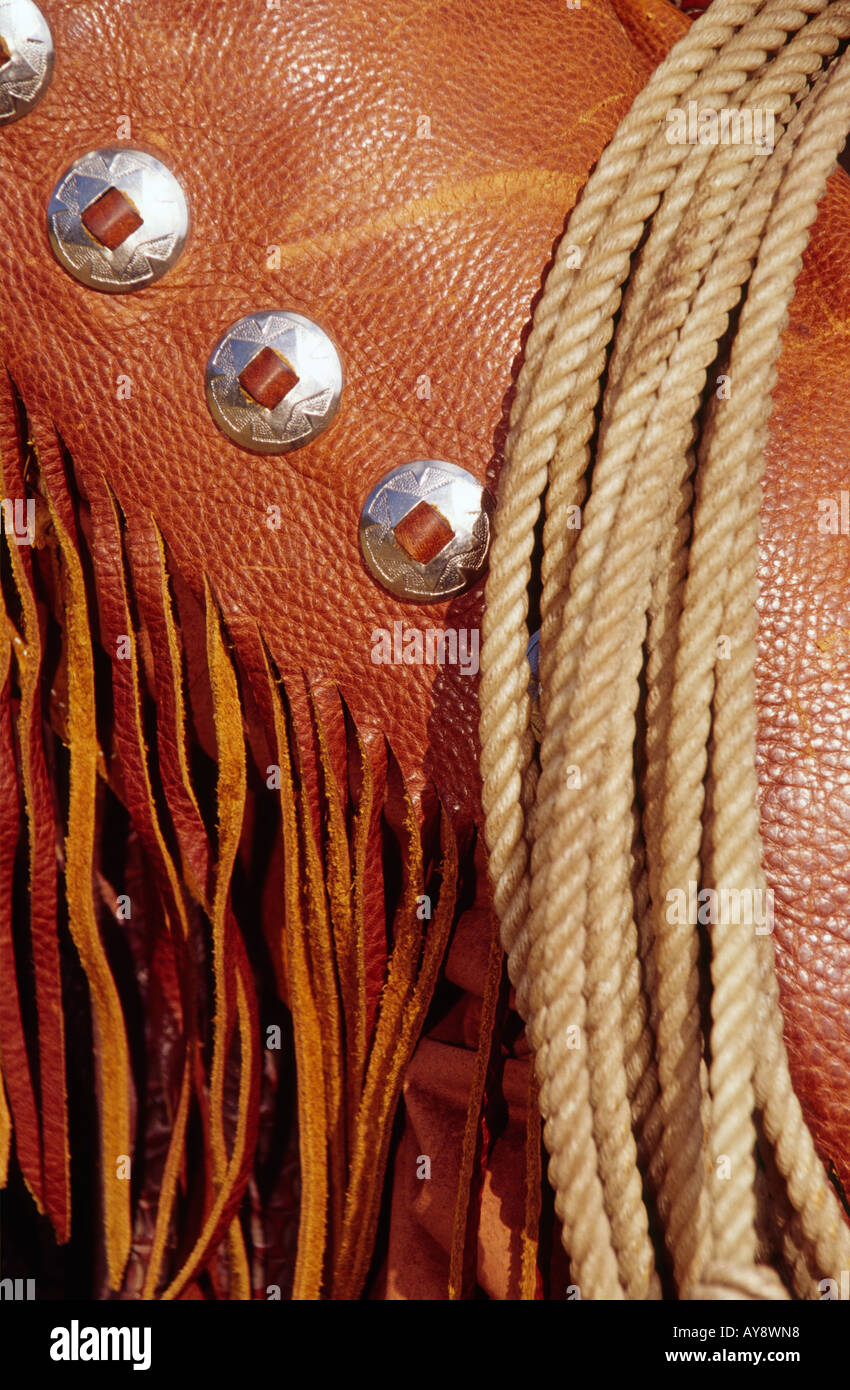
[
  {"left": 359, "top": 460, "right": 494, "bottom": 603},
  {"left": 47, "top": 146, "right": 189, "bottom": 293},
  {"left": 205, "top": 311, "right": 343, "bottom": 455},
  {"left": 0, "top": 0, "right": 53, "bottom": 126}
]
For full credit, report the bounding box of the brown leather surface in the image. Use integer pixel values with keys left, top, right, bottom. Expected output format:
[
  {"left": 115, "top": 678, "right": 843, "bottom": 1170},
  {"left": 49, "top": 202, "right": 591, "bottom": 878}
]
[
  {"left": 0, "top": 0, "right": 662, "bottom": 825},
  {"left": 2, "top": 0, "right": 850, "bottom": 1292},
  {"left": 756, "top": 174, "right": 850, "bottom": 1201}
]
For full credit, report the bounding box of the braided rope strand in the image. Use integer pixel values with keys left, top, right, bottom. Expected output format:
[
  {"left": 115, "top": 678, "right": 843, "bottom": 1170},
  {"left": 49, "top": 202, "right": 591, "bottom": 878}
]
[{"left": 480, "top": 0, "right": 850, "bottom": 1299}]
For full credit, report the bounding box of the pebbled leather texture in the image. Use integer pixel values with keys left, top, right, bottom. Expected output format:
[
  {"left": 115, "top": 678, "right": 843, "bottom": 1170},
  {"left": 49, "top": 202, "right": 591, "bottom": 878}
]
[
  {"left": 0, "top": 0, "right": 661, "bottom": 823},
  {"left": 2, "top": 0, "right": 850, "bottom": 1294}
]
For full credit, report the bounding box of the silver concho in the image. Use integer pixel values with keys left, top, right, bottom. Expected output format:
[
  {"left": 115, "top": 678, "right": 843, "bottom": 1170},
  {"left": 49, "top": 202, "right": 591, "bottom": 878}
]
[
  {"left": 47, "top": 146, "right": 189, "bottom": 292},
  {"left": 205, "top": 311, "right": 343, "bottom": 455},
  {"left": 0, "top": 0, "right": 53, "bottom": 125},
  {"left": 359, "top": 460, "right": 493, "bottom": 603}
]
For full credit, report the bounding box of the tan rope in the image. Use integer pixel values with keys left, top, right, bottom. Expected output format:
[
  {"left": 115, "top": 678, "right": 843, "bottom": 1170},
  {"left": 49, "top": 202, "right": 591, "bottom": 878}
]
[{"left": 480, "top": 0, "right": 850, "bottom": 1299}]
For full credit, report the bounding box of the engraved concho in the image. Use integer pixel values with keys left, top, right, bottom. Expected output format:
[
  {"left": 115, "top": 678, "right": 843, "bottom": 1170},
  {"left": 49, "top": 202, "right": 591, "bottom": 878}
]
[
  {"left": 0, "top": 0, "right": 53, "bottom": 124},
  {"left": 47, "top": 146, "right": 189, "bottom": 292},
  {"left": 359, "top": 460, "right": 494, "bottom": 602},
  {"left": 205, "top": 311, "right": 344, "bottom": 455}
]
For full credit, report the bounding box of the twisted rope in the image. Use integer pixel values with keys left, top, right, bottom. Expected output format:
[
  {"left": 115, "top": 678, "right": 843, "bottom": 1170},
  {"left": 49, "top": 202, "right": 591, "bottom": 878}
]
[{"left": 479, "top": 0, "right": 850, "bottom": 1299}]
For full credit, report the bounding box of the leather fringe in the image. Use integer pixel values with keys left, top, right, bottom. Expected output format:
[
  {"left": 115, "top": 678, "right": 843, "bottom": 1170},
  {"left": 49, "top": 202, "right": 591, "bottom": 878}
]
[{"left": 0, "top": 375, "right": 545, "bottom": 1299}]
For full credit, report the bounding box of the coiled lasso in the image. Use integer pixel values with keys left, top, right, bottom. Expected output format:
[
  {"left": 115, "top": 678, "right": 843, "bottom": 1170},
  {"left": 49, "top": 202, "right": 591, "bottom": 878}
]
[{"left": 479, "top": 0, "right": 850, "bottom": 1300}]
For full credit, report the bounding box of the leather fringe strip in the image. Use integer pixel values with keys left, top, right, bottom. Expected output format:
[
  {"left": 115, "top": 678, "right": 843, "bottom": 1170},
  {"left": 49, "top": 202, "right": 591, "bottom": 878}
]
[{"left": 0, "top": 374, "right": 532, "bottom": 1298}]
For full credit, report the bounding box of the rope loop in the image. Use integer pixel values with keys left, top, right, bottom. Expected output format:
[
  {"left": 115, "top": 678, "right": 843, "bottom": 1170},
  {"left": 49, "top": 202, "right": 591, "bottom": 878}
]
[
  {"left": 480, "top": 0, "right": 850, "bottom": 1299},
  {"left": 688, "top": 1264, "right": 793, "bottom": 1301}
]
